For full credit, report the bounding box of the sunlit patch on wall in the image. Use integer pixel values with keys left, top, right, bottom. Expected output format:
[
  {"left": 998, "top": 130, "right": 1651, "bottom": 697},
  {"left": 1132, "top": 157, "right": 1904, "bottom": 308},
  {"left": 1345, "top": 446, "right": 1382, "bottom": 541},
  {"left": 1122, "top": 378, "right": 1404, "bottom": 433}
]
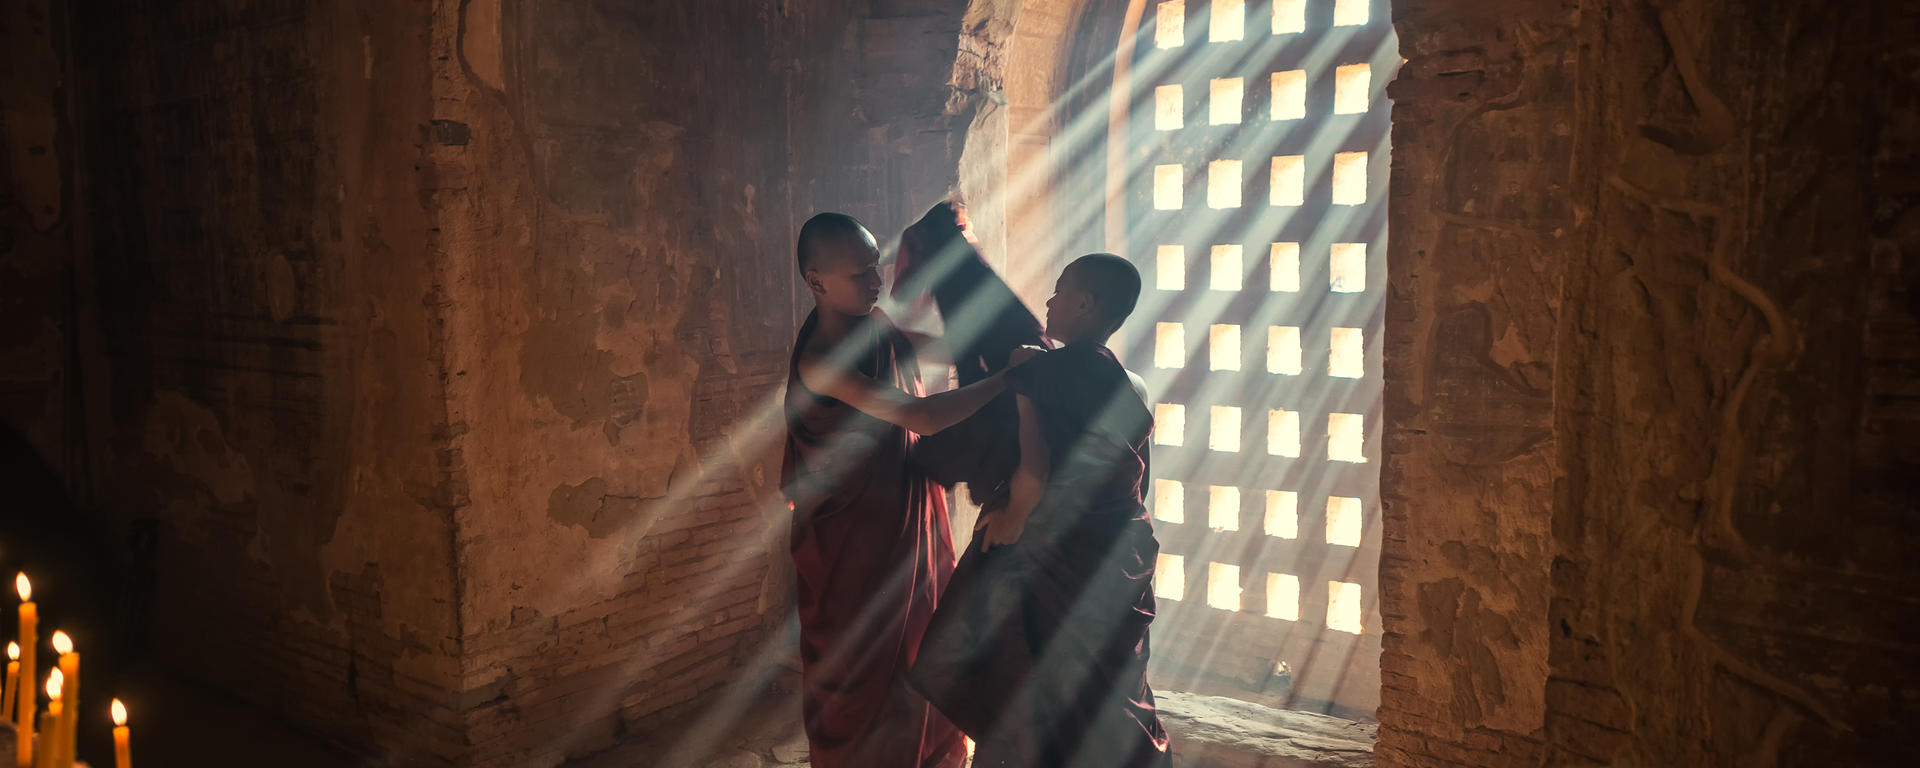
[
  {"left": 1270, "top": 70, "right": 1306, "bottom": 121},
  {"left": 1270, "top": 155, "right": 1304, "bottom": 206},
  {"left": 1270, "top": 242, "right": 1300, "bottom": 292},
  {"left": 1210, "top": 323, "right": 1241, "bottom": 371},
  {"left": 1210, "top": 405, "right": 1242, "bottom": 452},
  {"left": 1154, "top": 478, "right": 1186, "bottom": 523},
  {"left": 1268, "top": 408, "right": 1301, "bottom": 457},
  {"left": 1266, "top": 573, "right": 1300, "bottom": 620},
  {"left": 1156, "top": 1, "right": 1185, "bottom": 48},
  {"left": 1154, "top": 403, "right": 1186, "bottom": 446},
  {"left": 1207, "top": 562, "right": 1242, "bottom": 610},
  {"left": 1265, "top": 490, "right": 1298, "bottom": 539},
  {"left": 1210, "top": 0, "right": 1244, "bottom": 42},
  {"left": 1155, "top": 553, "right": 1186, "bottom": 600},
  {"left": 1208, "top": 485, "right": 1241, "bottom": 531},
  {"left": 1156, "top": 84, "right": 1185, "bottom": 130}
]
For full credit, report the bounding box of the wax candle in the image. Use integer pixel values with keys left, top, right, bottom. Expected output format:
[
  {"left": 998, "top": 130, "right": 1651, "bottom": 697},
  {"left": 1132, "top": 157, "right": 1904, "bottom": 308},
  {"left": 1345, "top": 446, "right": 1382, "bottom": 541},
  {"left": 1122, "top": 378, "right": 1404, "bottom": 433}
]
[
  {"left": 35, "top": 670, "right": 60, "bottom": 768},
  {"left": 50, "top": 633, "right": 76, "bottom": 768},
  {"left": 15, "top": 574, "right": 34, "bottom": 768},
  {"left": 3, "top": 642, "right": 16, "bottom": 720},
  {"left": 109, "top": 700, "right": 128, "bottom": 768}
]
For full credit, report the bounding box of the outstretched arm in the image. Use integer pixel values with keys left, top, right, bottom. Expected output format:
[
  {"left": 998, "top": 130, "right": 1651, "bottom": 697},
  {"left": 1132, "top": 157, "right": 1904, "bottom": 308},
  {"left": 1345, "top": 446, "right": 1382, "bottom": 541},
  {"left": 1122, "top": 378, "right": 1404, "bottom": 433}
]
[
  {"left": 797, "top": 354, "right": 1005, "bottom": 436},
  {"left": 981, "top": 393, "right": 1048, "bottom": 551}
]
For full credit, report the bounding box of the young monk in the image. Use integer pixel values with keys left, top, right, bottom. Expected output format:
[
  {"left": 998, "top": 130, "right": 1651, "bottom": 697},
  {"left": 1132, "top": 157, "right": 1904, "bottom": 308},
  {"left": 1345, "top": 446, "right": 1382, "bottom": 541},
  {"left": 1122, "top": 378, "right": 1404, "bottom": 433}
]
[
  {"left": 782, "top": 212, "right": 1013, "bottom": 768},
  {"left": 913, "top": 254, "right": 1172, "bottom": 768}
]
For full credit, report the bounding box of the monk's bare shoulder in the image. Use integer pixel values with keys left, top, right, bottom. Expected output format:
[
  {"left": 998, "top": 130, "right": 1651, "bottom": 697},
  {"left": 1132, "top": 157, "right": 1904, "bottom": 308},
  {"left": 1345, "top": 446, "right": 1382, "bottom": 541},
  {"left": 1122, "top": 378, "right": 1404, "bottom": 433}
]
[{"left": 796, "top": 329, "right": 878, "bottom": 399}]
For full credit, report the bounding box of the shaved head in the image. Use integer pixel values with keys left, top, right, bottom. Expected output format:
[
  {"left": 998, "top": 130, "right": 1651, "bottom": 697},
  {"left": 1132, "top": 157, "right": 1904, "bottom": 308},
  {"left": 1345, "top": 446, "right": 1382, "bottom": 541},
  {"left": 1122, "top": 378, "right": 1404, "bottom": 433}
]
[
  {"left": 1064, "top": 253, "right": 1141, "bottom": 336},
  {"left": 797, "top": 212, "right": 875, "bottom": 273}
]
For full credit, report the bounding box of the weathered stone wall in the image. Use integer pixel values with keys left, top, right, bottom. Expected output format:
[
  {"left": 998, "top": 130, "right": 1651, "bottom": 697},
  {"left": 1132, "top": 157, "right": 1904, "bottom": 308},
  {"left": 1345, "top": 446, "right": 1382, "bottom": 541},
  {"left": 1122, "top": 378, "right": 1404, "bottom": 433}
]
[
  {"left": 1545, "top": 0, "right": 1919, "bottom": 763},
  {"left": 1377, "top": 0, "right": 1920, "bottom": 765},
  {"left": 1, "top": 0, "right": 78, "bottom": 518},
  {"left": 44, "top": 0, "right": 971, "bottom": 763},
  {"left": 69, "top": 0, "right": 465, "bottom": 762},
  {"left": 1374, "top": 0, "right": 1571, "bottom": 759},
  {"left": 423, "top": 1, "right": 966, "bottom": 765}
]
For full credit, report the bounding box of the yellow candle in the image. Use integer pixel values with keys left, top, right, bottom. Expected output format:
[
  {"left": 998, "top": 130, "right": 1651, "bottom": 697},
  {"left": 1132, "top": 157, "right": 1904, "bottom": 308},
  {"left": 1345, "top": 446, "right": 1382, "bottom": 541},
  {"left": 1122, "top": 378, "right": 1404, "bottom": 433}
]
[
  {"left": 15, "top": 574, "right": 35, "bottom": 768},
  {"left": 3, "top": 642, "right": 17, "bottom": 719},
  {"left": 34, "top": 702, "right": 58, "bottom": 768},
  {"left": 50, "top": 633, "right": 76, "bottom": 768},
  {"left": 34, "top": 670, "right": 59, "bottom": 768},
  {"left": 109, "top": 700, "right": 128, "bottom": 768}
]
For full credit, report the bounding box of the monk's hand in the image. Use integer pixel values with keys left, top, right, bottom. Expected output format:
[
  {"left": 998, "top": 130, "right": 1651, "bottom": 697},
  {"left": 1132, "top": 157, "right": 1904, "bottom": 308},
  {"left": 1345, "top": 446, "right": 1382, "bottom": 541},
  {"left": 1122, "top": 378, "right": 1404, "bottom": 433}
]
[
  {"left": 979, "top": 508, "right": 1030, "bottom": 551},
  {"left": 1009, "top": 345, "right": 1047, "bottom": 367}
]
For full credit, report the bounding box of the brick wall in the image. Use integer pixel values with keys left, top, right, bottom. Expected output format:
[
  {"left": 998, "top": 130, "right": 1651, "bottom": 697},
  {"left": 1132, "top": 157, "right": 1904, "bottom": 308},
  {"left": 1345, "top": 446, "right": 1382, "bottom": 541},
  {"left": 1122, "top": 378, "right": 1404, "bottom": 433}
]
[
  {"left": 67, "top": 0, "right": 464, "bottom": 762},
  {"left": 424, "top": 1, "right": 967, "bottom": 765},
  {"left": 39, "top": 0, "right": 974, "bottom": 763}
]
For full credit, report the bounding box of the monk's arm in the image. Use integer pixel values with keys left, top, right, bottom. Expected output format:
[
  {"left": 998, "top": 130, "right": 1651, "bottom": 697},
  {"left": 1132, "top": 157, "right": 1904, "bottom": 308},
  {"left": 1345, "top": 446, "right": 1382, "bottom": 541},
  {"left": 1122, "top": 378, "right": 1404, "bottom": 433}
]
[
  {"left": 983, "top": 393, "right": 1048, "bottom": 550},
  {"left": 797, "top": 356, "right": 1006, "bottom": 435}
]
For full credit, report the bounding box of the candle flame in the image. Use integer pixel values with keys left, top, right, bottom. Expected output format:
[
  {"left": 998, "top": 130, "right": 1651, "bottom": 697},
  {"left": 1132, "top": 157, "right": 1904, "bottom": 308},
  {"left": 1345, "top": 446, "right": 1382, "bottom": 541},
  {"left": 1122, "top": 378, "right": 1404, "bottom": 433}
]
[
  {"left": 6, "top": 641, "right": 16, "bottom": 660},
  {"left": 112, "top": 698, "right": 127, "bottom": 726},
  {"left": 51, "top": 630, "right": 73, "bottom": 655},
  {"left": 15, "top": 573, "right": 28, "bottom": 602},
  {"left": 47, "top": 668, "right": 63, "bottom": 699}
]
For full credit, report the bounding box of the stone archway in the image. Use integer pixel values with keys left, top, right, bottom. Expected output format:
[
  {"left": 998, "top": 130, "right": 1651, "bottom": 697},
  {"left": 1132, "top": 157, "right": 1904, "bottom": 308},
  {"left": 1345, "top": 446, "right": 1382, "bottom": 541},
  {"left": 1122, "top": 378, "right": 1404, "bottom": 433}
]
[{"left": 950, "top": 0, "right": 1401, "bottom": 720}]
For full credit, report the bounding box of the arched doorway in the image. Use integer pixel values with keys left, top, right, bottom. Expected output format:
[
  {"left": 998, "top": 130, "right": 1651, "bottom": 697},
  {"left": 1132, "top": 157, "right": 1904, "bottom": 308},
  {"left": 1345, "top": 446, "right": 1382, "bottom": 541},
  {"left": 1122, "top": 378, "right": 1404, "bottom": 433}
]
[{"left": 955, "top": 0, "right": 1395, "bottom": 718}]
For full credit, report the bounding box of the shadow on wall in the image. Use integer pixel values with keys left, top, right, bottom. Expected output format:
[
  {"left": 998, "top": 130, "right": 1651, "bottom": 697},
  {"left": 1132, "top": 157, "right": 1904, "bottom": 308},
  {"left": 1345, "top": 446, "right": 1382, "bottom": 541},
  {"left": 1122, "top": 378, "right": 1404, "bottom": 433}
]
[{"left": 0, "top": 422, "right": 149, "bottom": 704}]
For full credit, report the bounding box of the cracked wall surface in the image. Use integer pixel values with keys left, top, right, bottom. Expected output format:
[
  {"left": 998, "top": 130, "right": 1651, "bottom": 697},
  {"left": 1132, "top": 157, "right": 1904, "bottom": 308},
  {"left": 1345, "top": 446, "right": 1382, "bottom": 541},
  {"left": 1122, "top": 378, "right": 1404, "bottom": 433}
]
[
  {"left": 1, "top": 0, "right": 77, "bottom": 525},
  {"left": 63, "top": 0, "right": 466, "bottom": 762},
  {"left": 1378, "top": 0, "right": 1920, "bottom": 764},
  {"left": 425, "top": 1, "right": 967, "bottom": 765}
]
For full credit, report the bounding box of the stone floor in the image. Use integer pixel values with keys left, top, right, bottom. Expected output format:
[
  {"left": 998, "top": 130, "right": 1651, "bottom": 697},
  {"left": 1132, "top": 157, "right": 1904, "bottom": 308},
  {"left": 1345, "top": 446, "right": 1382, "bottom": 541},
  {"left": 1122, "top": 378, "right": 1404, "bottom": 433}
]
[
  {"left": 569, "top": 684, "right": 1376, "bottom": 768},
  {"left": 56, "top": 663, "right": 357, "bottom": 768},
  {"left": 62, "top": 662, "right": 1373, "bottom": 767}
]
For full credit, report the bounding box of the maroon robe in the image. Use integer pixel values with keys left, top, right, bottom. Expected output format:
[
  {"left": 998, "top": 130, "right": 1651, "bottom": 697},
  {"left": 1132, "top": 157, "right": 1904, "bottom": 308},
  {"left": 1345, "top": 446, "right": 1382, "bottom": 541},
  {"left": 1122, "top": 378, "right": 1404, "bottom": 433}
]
[
  {"left": 781, "top": 309, "right": 968, "bottom": 768},
  {"left": 891, "top": 202, "right": 1047, "bottom": 508},
  {"left": 911, "top": 342, "right": 1172, "bottom": 768}
]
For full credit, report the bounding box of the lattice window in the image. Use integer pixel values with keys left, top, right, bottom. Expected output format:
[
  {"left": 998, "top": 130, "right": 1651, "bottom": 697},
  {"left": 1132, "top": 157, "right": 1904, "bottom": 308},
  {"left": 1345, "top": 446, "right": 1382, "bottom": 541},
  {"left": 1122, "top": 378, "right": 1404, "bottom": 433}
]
[{"left": 1124, "top": 0, "right": 1393, "bottom": 713}]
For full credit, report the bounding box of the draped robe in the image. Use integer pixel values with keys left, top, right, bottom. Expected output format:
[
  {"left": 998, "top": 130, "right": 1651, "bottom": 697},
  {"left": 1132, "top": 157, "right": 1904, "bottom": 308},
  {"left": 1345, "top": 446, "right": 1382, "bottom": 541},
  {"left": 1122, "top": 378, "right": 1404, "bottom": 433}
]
[
  {"left": 913, "top": 343, "right": 1172, "bottom": 768},
  {"left": 890, "top": 203, "right": 1047, "bottom": 507},
  {"left": 781, "top": 310, "right": 967, "bottom": 768}
]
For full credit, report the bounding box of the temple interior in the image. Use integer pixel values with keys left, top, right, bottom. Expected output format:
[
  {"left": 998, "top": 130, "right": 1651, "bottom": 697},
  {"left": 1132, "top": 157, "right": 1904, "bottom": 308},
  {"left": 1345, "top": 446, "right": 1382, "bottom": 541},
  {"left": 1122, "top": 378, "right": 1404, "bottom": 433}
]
[{"left": 1, "top": 0, "right": 1915, "bottom": 766}]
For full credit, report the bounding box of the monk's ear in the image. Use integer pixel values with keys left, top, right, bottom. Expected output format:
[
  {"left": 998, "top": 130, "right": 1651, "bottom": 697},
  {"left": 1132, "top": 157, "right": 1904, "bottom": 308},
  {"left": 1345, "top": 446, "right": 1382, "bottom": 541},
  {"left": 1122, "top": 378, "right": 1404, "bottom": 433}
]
[{"left": 803, "top": 268, "right": 826, "bottom": 296}]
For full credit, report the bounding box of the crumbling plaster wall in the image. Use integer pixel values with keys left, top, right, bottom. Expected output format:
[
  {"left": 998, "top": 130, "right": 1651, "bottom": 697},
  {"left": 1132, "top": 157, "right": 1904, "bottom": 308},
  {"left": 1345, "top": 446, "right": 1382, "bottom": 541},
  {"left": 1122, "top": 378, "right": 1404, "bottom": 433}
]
[
  {"left": 70, "top": 0, "right": 465, "bottom": 763},
  {"left": 424, "top": 1, "right": 969, "bottom": 765},
  {"left": 1, "top": 0, "right": 77, "bottom": 505},
  {"left": 54, "top": 0, "right": 974, "bottom": 764}
]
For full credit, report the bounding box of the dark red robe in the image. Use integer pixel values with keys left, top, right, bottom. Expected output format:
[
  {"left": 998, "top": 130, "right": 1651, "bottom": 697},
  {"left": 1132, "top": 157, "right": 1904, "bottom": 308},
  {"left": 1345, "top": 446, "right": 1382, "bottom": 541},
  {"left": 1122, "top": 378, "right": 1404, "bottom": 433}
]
[
  {"left": 912, "top": 343, "right": 1173, "bottom": 768},
  {"left": 890, "top": 202, "right": 1047, "bottom": 508},
  {"left": 782, "top": 309, "right": 968, "bottom": 768}
]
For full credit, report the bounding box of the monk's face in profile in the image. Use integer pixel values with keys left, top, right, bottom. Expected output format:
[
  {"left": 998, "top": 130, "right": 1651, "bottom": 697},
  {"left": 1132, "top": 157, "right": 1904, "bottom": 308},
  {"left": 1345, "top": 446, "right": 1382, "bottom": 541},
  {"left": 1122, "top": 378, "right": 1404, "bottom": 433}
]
[
  {"left": 805, "top": 228, "right": 885, "bottom": 316},
  {"left": 1042, "top": 266, "right": 1098, "bottom": 343}
]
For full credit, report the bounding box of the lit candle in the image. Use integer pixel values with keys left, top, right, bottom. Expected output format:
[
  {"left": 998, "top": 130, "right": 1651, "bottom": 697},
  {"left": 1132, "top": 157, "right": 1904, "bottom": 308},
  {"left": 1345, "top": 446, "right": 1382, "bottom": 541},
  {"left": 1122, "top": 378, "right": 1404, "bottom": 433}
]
[
  {"left": 50, "top": 633, "right": 76, "bottom": 768},
  {"left": 15, "top": 574, "right": 35, "bottom": 768},
  {"left": 2, "top": 642, "right": 16, "bottom": 721},
  {"left": 35, "top": 670, "right": 60, "bottom": 768},
  {"left": 109, "top": 700, "right": 128, "bottom": 768}
]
